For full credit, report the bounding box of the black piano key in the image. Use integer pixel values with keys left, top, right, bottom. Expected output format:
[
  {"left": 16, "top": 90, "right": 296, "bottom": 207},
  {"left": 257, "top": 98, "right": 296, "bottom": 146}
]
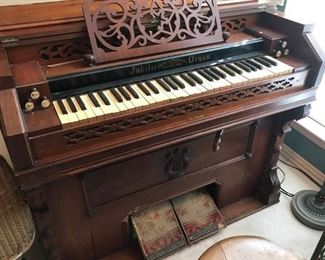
[
  {"left": 75, "top": 95, "right": 86, "bottom": 111},
  {"left": 98, "top": 91, "right": 110, "bottom": 105},
  {"left": 66, "top": 97, "right": 77, "bottom": 113},
  {"left": 204, "top": 69, "right": 220, "bottom": 81},
  {"left": 170, "top": 75, "right": 185, "bottom": 89},
  {"left": 163, "top": 77, "right": 178, "bottom": 90},
  {"left": 157, "top": 79, "right": 171, "bottom": 92},
  {"left": 118, "top": 87, "right": 131, "bottom": 101},
  {"left": 57, "top": 99, "right": 68, "bottom": 114},
  {"left": 88, "top": 92, "right": 100, "bottom": 107},
  {"left": 187, "top": 72, "right": 203, "bottom": 84},
  {"left": 260, "top": 56, "right": 277, "bottom": 66},
  {"left": 180, "top": 73, "right": 196, "bottom": 86},
  {"left": 219, "top": 65, "right": 236, "bottom": 77},
  {"left": 145, "top": 81, "right": 160, "bottom": 94},
  {"left": 234, "top": 61, "right": 251, "bottom": 72},
  {"left": 126, "top": 85, "right": 139, "bottom": 99},
  {"left": 226, "top": 64, "right": 243, "bottom": 74},
  {"left": 254, "top": 57, "right": 271, "bottom": 67},
  {"left": 197, "top": 70, "right": 214, "bottom": 82},
  {"left": 210, "top": 67, "right": 227, "bottom": 79},
  {"left": 138, "top": 83, "right": 151, "bottom": 96},
  {"left": 239, "top": 60, "right": 257, "bottom": 71},
  {"left": 245, "top": 59, "right": 263, "bottom": 70},
  {"left": 110, "top": 88, "right": 123, "bottom": 102}
]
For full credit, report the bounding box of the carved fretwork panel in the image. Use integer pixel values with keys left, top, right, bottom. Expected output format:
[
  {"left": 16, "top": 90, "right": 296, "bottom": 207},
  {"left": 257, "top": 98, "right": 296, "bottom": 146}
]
[
  {"left": 83, "top": 0, "right": 223, "bottom": 63},
  {"left": 221, "top": 18, "right": 247, "bottom": 33},
  {"left": 63, "top": 77, "right": 295, "bottom": 145},
  {"left": 39, "top": 40, "right": 92, "bottom": 64}
]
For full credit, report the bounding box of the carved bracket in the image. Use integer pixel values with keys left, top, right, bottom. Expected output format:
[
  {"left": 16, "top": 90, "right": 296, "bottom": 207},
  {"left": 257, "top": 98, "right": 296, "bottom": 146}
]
[
  {"left": 212, "top": 129, "right": 224, "bottom": 152},
  {"left": 83, "top": 0, "right": 223, "bottom": 63},
  {"left": 166, "top": 147, "right": 189, "bottom": 179}
]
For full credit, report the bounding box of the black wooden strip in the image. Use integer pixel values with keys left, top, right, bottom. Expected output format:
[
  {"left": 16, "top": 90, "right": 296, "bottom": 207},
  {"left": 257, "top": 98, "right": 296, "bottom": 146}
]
[
  {"left": 75, "top": 96, "right": 86, "bottom": 111},
  {"left": 138, "top": 83, "right": 151, "bottom": 96},
  {"left": 88, "top": 92, "right": 100, "bottom": 107},
  {"left": 98, "top": 91, "right": 110, "bottom": 105},
  {"left": 57, "top": 99, "right": 67, "bottom": 114},
  {"left": 110, "top": 89, "right": 123, "bottom": 102},
  {"left": 66, "top": 97, "right": 77, "bottom": 113}
]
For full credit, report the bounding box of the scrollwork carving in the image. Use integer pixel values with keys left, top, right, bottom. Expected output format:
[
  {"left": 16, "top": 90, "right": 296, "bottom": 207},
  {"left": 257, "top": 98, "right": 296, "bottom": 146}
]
[
  {"left": 39, "top": 41, "right": 92, "bottom": 63},
  {"left": 63, "top": 77, "right": 295, "bottom": 145},
  {"left": 83, "top": 0, "right": 223, "bottom": 63},
  {"left": 221, "top": 18, "right": 247, "bottom": 32}
]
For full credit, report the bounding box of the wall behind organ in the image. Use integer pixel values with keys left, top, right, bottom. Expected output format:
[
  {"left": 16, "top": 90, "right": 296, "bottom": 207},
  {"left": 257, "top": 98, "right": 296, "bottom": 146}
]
[{"left": 0, "top": 0, "right": 64, "bottom": 6}]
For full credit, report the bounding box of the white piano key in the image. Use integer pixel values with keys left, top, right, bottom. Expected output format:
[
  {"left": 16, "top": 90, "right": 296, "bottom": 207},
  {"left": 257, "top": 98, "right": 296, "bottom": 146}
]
[
  {"left": 93, "top": 92, "right": 120, "bottom": 116},
  {"left": 62, "top": 99, "right": 79, "bottom": 123},
  {"left": 147, "top": 81, "right": 170, "bottom": 102},
  {"left": 101, "top": 90, "right": 123, "bottom": 113},
  {"left": 71, "top": 97, "right": 88, "bottom": 122},
  {"left": 231, "top": 63, "right": 261, "bottom": 81},
  {"left": 153, "top": 80, "right": 178, "bottom": 100},
  {"left": 191, "top": 71, "right": 215, "bottom": 91},
  {"left": 215, "top": 66, "right": 247, "bottom": 86},
  {"left": 80, "top": 94, "right": 103, "bottom": 118},
  {"left": 174, "top": 75, "right": 200, "bottom": 95},
  {"left": 245, "top": 59, "right": 274, "bottom": 79},
  {"left": 126, "top": 86, "right": 150, "bottom": 108},
  {"left": 132, "top": 84, "right": 157, "bottom": 105},
  {"left": 53, "top": 100, "right": 70, "bottom": 125},
  {"left": 117, "top": 87, "right": 136, "bottom": 110},
  {"left": 75, "top": 95, "right": 96, "bottom": 119},
  {"left": 264, "top": 56, "right": 294, "bottom": 75},
  {"left": 105, "top": 90, "right": 128, "bottom": 112}
]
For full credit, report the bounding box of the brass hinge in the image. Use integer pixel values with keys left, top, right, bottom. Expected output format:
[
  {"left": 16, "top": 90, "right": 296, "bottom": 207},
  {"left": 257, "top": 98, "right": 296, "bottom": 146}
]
[{"left": 1, "top": 37, "right": 19, "bottom": 47}]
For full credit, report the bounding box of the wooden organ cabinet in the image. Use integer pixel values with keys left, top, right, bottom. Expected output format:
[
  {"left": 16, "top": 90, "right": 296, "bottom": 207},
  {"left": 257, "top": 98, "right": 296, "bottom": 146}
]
[{"left": 0, "top": 0, "right": 324, "bottom": 259}]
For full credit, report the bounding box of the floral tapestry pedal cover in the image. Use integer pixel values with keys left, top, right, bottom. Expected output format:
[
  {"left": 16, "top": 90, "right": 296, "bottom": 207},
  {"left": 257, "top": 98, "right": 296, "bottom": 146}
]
[
  {"left": 171, "top": 189, "right": 225, "bottom": 244},
  {"left": 131, "top": 201, "right": 187, "bottom": 260}
]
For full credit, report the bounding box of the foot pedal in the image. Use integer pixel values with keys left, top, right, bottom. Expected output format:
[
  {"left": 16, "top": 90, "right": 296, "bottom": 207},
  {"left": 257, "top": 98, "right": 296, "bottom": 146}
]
[
  {"left": 131, "top": 201, "right": 187, "bottom": 260},
  {"left": 171, "top": 189, "right": 225, "bottom": 244}
]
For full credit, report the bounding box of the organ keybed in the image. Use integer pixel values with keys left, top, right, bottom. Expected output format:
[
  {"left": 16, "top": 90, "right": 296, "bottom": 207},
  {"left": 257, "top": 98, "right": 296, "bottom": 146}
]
[{"left": 0, "top": 0, "right": 323, "bottom": 259}]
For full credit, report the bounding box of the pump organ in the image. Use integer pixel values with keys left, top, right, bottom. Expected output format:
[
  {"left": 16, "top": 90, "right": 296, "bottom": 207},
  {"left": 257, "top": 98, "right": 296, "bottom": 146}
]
[{"left": 0, "top": 0, "right": 324, "bottom": 259}]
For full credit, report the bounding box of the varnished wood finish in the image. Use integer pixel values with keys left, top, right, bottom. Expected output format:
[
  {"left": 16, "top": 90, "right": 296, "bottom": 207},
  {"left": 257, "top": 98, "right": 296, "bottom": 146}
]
[
  {"left": 0, "top": 47, "right": 13, "bottom": 89},
  {"left": 0, "top": 2, "right": 323, "bottom": 259}
]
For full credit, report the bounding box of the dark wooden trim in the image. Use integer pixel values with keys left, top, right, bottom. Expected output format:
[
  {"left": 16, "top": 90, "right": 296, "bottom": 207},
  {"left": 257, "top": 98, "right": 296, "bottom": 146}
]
[
  {"left": 0, "top": 47, "right": 13, "bottom": 89},
  {"left": 0, "top": 88, "right": 33, "bottom": 169}
]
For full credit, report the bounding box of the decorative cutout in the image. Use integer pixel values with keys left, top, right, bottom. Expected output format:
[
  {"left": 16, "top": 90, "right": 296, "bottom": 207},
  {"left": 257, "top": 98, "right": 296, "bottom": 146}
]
[
  {"left": 83, "top": 0, "right": 223, "bottom": 63},
  {"left": 166, "top": 147, "right": 189, "bottom": 179},
  {"left": 39, "top": 40, "right": 92, "bottom": 63},
  {"left": 63, "top": 77, "right": 295, "bottom": 145},
  {"left": 221, "top": 18, "right": 247, "bottom": 32}
]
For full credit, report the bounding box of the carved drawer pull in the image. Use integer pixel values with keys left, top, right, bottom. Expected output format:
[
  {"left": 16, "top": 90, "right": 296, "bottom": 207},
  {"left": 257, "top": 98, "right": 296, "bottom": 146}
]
[{"left": 165, "top": 147, "right": 189, "bottom": 179}]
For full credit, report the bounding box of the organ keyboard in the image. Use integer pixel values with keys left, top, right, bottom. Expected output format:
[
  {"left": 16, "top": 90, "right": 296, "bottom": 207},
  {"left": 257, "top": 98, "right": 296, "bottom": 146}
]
[
  {"left": 0, "top": 0, "right": 323, "bottom": 259},
  {"left": 53, "top": 56, "right": 294, "bottom": 125}
]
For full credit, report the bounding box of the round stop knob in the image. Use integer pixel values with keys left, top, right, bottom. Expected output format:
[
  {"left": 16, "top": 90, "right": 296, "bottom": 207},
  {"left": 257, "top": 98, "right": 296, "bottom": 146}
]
[
  {"left": 41, "top": 97, "right": 51, "bottom": 109},
  {"left": 30, "top": 88, "right": 40, "bottom": 100},
  {"left": 25, "top": 101, "right": 35, "bottom": 112}
]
